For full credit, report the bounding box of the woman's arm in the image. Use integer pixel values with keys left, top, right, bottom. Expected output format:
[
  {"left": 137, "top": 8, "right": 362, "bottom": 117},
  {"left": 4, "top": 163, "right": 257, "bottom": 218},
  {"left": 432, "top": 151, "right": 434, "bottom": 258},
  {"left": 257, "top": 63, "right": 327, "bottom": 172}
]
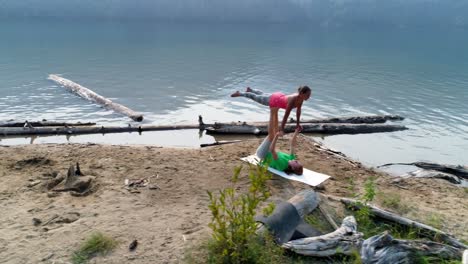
[
  {"left": 290, "top": 127, "right": 300, "bottom": 155},
  {"left": 279, "top": 98, "right": 296, "bottom": 135},
  {"left": 295, "top": 102, "right": 303, "bottom": 129}
]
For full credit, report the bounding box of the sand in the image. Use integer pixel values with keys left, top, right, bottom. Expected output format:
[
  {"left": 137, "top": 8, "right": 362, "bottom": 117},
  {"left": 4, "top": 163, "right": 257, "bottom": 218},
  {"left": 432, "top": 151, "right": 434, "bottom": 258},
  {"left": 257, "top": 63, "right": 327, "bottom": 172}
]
[{"left": 0, "top": 135, "right": 466, "bottom": 263}]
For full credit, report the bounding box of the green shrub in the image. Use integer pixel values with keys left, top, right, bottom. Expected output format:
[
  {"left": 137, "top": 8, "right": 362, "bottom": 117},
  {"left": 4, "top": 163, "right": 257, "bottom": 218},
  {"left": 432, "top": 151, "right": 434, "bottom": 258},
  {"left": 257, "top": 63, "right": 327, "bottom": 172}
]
[
  {"left": 71, "top": 232, "right": 117, "bottom": 264},
  {"left": 206, "top": 164, "right": 283, "bottom": 264},
  {"left": 354, "top": 177, "right": 377, "bottom": 229}
]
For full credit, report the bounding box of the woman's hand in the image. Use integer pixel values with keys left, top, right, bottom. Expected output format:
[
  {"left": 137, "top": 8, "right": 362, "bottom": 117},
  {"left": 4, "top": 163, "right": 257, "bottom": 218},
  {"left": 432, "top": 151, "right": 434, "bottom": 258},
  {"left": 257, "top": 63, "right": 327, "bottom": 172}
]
[{"left": 296, "top": 124, "right": 303, "bottom": 132}]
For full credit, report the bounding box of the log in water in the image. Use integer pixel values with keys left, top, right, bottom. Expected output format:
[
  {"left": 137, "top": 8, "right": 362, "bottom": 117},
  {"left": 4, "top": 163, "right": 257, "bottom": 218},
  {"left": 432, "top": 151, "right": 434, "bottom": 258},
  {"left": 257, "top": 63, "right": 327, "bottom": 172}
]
[{"left": 48, "top": 74, "right": 143, "bottom": 122}]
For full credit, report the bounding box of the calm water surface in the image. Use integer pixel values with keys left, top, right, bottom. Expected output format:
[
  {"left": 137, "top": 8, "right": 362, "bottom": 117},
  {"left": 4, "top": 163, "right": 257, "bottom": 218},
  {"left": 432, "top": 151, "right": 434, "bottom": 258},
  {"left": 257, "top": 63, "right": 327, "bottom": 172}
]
[{"left": 1, "top": 20, "right": 467, "bottom": 170}]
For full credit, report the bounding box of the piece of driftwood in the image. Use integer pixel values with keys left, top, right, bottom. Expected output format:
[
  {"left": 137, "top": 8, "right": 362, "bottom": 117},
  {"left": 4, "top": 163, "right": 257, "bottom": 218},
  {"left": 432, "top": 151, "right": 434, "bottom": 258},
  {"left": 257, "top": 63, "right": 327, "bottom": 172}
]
[
  {"left": 200, "top": 140, "right": 243, "bottom": 148},
  {"left": 256, "top": 190, "right": 320, "bottom": 239},
  {"left": 205, "top": 123, "right": 408, "bottom": 135},
  {"left": 312, "top": 140, "right": 361, "bottom": 167},
  {"left": 379, "top": 162, "right": 468, "bottom": 180},
  {"left": 243, "top": 115, "right": 404, "bottom": 126},
  {"left": 291, "top": 115, "right": 404, "bottom": 124},
  {"left": 48, "top": 74, "right": 143, "bottom": 122},
  {"left": 401, "top": 169, "right": 462, "bottom": 184},
  {"left": 0, "top": 120, "right": 95, "bottom": 127},
  {"left": 52, "top": 164, "right": 94, "bottom": 196},
  {"left": 0, "top": 124, "right": 203, "bottom": 137},
  {"left": 288, "top": 190, "right": 321, "bottom": 218},
  {"left": 325, "top": 195, "right": 467, "bottom": 249},
  {"left": 318, "top": 205, "right": 339, "bottom": 230},
  {"left": 361, "top": 231, "right": 464, "bottom": 264},
  {"left": 282, "top": 216, "right": 363, "bottom": 256}
]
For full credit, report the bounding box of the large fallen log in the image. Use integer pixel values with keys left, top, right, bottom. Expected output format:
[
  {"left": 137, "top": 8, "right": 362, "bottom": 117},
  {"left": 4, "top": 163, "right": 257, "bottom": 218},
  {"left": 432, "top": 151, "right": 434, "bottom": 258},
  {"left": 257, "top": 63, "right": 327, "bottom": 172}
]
[
  {"left": 291, "top": 115, "right": 404, "bottom": 124},
  {"left": 241, "top": 115, "right": 404, "bottom": 126},
  {"left": 282, "top": 216, "right": 363, "bottom": 257},
  {"left": 0, "top": 122, "right": 408, "bottom": 137},
  {"left": 48, "top": 74, "right": 143, "bottom": 122},
  {"left": 205, "top": 123, "right": 408, "bottom": 135},
  {"left": 0, "top": 124, "right": 203, "bottom": 137},
  {"left": 325, "top": 195, "right": 467, "bottom": 249},
  {"left": 0, "top": 120, "right": 95, "bottom": 127},
  {"left": 401, "top": 169, "right": 463, "bottom": 185},
  {"left": 379, "top": 162, "right": 468, "bottom": 180},
  {"left": 256, "top": 190, "right": 320, "bottom": 243},
  {"left": 361, "top": 231, "right": 464, "bottom": 264}
]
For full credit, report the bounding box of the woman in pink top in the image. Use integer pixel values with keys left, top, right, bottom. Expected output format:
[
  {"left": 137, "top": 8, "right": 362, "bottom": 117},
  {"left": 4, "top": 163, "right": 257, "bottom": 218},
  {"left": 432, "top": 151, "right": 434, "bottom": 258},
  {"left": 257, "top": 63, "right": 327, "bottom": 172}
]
[{"left": 231, "top": 86, "right": 311, "bottom": 135}]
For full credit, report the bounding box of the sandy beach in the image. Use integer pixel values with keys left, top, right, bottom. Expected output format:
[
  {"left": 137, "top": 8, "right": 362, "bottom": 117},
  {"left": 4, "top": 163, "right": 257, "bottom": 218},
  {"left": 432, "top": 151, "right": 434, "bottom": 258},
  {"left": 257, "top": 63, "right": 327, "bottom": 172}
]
[{"left": 0, "top": 135, "right": 466, "bottom": 263}]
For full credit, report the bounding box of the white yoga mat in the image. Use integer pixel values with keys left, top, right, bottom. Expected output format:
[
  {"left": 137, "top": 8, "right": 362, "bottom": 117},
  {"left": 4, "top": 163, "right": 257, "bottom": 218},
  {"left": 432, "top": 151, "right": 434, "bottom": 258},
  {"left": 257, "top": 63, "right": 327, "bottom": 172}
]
[{"left": 241, "top": 155, "right": 330, "bottom": 187}]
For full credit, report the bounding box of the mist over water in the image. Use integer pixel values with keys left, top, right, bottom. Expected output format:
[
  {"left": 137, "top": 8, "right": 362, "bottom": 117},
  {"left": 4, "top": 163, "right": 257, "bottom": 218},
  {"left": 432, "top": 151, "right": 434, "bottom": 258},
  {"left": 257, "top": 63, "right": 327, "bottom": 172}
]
[{"left": 1, "top": 0, "right": 468, "bottom": 27}]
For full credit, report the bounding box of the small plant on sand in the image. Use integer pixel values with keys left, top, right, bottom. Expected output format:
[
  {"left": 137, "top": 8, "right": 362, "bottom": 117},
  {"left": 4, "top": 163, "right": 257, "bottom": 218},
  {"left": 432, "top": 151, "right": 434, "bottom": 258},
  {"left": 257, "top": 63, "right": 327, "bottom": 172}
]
[
  {"left": 304, "top": 210, "right": 334, "bottom": 234},
  {"left": 379, "top": 192, "right": 411, "bottom": 214},
  {"left": 346, "top": 176, "right": 358, "bottom": 198},
  {"left": 354, "top": 177, "right": 377, "bottom": 228},
  {"left": 71, "top": 232, "right": 117, "bottom": 264},
  {"left": 426, "top": 213, "right": 444, "bottom": 230},
  {"left": 206, "top": 164, "right": 284, "bottom": 264}
]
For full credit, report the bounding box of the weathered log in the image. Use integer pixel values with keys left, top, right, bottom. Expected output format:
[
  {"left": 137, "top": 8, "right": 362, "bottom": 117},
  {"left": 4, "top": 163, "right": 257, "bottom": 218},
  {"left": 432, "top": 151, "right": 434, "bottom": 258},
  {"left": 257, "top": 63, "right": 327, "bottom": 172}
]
[
  {"left": 200, "top": 140, "right": 243, "bottom": 148},
  {"left": 288, "top": 190, "right": 321, "bottom": 218},
  {"left": 52, "top": 164, "right": 94, "bottom": 195},
  {"left": 256, "top": 190, "right": 320, "bottom": 242},
  {"left": 325, "top": 195, "right": 467, "bottom": 249},
  {"left": 291, "top": 115, "right": 404, "bottom": 124},
  {"left": 206, "top": 123, "right": 408, "bottom": 135},
  {"left": 242, "top": 115, "right": 404, "bottom": 126},
  {"left": 282, "top": 216, "right": 363, "bottom": 256},
  {"left": 0, "top": 120, "right": 95, "bottom": 127},
  {"left": 379, "top": 162, "right": 468, "bottom": 179},
  {"left": 361, "top": 231, "right": 463, "bottom": 264},
  {"left": 318, "top": 205, "right": 339, "bottom": 230},
  {"left": 48, "top": 74, "right": 143, "bottom": 122},
  {"left": 401, "top": 169, "right": 462, "bottom": 185},
  {"left": 0, "top": 124, "right": 203, "bottom": 137}
]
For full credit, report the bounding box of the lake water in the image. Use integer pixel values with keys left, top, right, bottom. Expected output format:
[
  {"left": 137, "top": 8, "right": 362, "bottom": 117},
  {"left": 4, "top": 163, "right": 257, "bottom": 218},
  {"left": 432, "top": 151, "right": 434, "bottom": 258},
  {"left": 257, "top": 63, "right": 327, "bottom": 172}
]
[{"left": 1, "top": 20, "right": 467, "bottom": 171}]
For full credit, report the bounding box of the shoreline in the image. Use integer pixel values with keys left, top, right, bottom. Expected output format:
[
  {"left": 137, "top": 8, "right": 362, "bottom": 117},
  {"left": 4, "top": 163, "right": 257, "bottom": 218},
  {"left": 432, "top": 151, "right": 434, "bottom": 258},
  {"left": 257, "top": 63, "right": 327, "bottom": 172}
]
[{"left": 0, "top": 136, "right": 466, "bottom": 263}]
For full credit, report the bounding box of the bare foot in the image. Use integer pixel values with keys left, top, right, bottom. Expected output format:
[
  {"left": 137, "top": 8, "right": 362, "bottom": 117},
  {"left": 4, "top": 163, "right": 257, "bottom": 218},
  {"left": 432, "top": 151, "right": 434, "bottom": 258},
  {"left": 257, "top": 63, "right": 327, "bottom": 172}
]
[
  {"left": 246, "top": 87, "right": 253, "bottom": 92},
  {"left": 230, "top": 91, "right": 241, "bottom": 97}
]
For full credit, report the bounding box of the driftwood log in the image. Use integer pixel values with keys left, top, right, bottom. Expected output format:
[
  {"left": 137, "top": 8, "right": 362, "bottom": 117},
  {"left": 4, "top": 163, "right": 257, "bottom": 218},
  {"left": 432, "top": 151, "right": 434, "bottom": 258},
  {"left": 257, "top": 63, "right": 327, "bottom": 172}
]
[
  {"left": 0, "top": 120, "right": 95, "bottom": 127},
  {"left": 200, "top": 140, "right": 243, "bottom": 148},
  {"left": 325, "top": 195, "right": 467, "bottom": 249},
  {"left": 0, "top": 118, "right": 407, "bottom": 137},
  {"left": 293, "top": 115, "right": 404, "bottom": 124},
  {"left": 282, "top": 216, "right": 363, "bottom": 257},
  {"left": 0, "top": 124, "right": 203, "bottom": 137},
  {"left": 256, "top": 190, "right": 320, "bottom": 241},
  {"left": 401, "top": 169, "right": 463, "bottom": 185},
  {"left": 361, "top": 231, "right": 464, "bottom": 264},
  {"left": 205, "top": 123, "right": 408, "bottom": 135},
  {"left": 379, "top": 162, "right": 468, "bottom": 180},
  {"left": 48, "top": 74, "right": 143, "bottom": 122},
  {"left": 245, "top": 114, "right": 404, "bottom": 126}
]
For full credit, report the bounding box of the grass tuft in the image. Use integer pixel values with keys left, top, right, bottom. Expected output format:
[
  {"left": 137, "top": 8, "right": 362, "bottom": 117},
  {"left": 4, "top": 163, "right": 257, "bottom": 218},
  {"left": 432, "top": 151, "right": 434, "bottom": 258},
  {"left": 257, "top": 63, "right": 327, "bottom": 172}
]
[
  {"left": 71, "top": 232, "right": 117, "bottom": 264},
  {"left": 379, "top": 192, "right": 411, "bottom": 214}
]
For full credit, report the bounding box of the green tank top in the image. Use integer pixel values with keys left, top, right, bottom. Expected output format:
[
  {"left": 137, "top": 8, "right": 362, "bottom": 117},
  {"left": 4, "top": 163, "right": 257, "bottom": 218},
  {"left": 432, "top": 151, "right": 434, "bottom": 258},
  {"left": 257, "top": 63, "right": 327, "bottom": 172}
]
[{"left": 263, "top": 151, "right": 296, "bottom": 171}]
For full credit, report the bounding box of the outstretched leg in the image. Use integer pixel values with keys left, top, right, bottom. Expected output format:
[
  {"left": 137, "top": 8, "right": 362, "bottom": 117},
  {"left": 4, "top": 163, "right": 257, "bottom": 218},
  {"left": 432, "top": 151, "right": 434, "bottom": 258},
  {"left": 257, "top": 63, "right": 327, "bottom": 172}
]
[
  {"left": 246, "top": 87, "right": 264, "bottom": 95},
  {"left": 256, "top": 109, "right": 277, "bottom": 159},
  {"left": 230, "top": 91, "right": 270, "bottom": 107}
]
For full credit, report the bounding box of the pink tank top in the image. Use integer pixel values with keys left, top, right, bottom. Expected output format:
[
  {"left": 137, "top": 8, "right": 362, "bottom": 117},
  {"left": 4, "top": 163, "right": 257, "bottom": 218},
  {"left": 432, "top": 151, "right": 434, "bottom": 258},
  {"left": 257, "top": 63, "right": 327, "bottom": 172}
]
[{"left": 269, "top": 92, "right": 288, "bottom": 109}]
